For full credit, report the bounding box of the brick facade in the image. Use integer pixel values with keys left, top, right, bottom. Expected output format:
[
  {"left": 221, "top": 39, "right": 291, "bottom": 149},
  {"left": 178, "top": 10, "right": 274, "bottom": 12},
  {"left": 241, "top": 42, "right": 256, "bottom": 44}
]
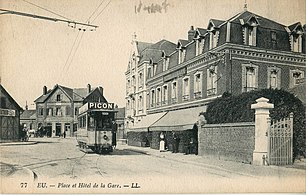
[{"left": 198, "top": 123, "right": 255, "bottom": 163}]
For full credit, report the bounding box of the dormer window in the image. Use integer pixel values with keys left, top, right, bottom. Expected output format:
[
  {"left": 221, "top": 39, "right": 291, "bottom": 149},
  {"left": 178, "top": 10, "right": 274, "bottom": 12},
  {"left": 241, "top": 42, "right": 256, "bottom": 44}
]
[
  {"left": 195, "top": 37, "right": 204, "bottom": 56},
  {"left": 177, "top": 41, "right": 187, "bottom": 64},
  {"left": 242, "top": 16, "right": 259, "bottom": 46},
  {"left": 209, "top": 30, "right": 219, "bottom": 49},
  {"left": 178, "top": 48, "right": 186, "bottom": 64},
  {"left": 291, "top": 32, "right": 302, "bottom": 52},
  {"left": 288, "top": 23, "right": 303, "bottom": 53},
  {"left": 162, "top": 52, "right": 170, "bottom": 71}
]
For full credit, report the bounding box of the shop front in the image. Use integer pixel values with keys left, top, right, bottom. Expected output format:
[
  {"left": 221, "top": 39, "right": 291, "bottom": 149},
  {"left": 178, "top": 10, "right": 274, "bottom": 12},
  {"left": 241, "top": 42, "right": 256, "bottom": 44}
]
[{"left": 149, "top": 106, "right": 206, "bottom": 153}]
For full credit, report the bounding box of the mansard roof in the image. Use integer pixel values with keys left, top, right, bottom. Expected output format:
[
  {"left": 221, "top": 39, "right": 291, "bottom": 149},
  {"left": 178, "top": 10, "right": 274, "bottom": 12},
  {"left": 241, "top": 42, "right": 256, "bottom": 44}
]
[
  {"left": 139, "top": 39, "right": 176, "bottom": 63},
  {"left": 136, "top": 41, "right": 153, "bottom": 54},
  {"left": 231, "top": 11, "right": 286, "bottom": 31}
]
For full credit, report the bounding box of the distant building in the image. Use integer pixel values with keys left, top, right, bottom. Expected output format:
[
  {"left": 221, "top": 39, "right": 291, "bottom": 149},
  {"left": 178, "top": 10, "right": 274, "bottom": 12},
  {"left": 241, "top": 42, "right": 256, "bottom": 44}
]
[
  {"left": 34, "top": 84, "right": 107, "bottom": 137},
  {"left": 20, "top": 108, "right": 36, "bottom": 130},
  {"left": 125, "top": 39, "right": 176, "bottom": 128},
  {"left": 115, "top": 107, "right": 126, "bottom": 141},
  {"left": 0, "top": 84, "right": 23, "bottom": 142}
]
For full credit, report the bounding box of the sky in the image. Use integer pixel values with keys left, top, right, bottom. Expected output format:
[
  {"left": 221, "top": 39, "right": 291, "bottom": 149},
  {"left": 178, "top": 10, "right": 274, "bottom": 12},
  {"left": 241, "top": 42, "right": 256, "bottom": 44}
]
[{"left": 0, "top": 0, "right": 305, "bottom": 109}]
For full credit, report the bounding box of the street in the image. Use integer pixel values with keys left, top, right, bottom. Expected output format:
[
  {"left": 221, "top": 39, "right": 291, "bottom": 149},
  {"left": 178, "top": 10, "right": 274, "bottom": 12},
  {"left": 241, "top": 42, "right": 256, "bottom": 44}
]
[{"left": 1, "top": 137, "right": 305, "bottom": 193}]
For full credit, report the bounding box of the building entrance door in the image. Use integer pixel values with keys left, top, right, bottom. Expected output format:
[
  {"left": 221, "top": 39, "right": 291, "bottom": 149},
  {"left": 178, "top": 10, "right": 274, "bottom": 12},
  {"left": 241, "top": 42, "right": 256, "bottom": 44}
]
[{"left": 56, "top": 123, "right": 61, "bottom": 136}]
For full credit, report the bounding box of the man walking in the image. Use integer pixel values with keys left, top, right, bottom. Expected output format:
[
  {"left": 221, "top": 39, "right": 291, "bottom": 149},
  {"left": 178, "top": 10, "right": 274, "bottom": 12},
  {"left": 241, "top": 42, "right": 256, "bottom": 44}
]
[{"left": 172, "top": 131, "right": 179, "bottom": 153}]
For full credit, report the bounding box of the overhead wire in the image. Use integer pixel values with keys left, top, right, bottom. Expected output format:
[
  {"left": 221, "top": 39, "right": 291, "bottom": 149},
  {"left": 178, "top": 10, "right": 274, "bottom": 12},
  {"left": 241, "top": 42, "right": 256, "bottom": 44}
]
[
  {"left": 86, "top": 0, "right": 107, "bottom": 23},
  {"left": 21, "top": 0, "right": 72, "bottom": 21},
  {"left": 64, "top": 31, "right": 86, "bottom": 74},
  {"left": 91, "top": 0, "right": 111, "bottom": 23},
  {"left": 59, "top": 0, "right": 111, "bottom": 82},
  {"left": 59, "top": 30, "right": 81, "bottom": 81}
]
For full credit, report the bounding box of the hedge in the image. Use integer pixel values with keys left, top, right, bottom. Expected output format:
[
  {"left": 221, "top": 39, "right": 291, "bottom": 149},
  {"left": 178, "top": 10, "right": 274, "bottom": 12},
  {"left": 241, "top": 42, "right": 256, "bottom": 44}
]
[{"left": 203, "top": 89, "right": 306, "bottom": 159}]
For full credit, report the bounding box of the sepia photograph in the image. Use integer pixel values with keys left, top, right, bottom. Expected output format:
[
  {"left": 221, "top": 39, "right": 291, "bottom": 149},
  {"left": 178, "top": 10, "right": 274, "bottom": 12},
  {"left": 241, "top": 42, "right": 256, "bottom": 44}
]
[{"left": 0, "top": 0, "right": 305, "bottom": 194}]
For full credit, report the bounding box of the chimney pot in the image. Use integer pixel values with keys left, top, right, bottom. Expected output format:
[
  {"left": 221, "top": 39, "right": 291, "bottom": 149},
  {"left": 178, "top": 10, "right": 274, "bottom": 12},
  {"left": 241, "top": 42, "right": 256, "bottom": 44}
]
[
  {"left": 43, "top": 86, "right": 47, "bottom": 95},
  {"left": 87, "top": 84, "right": 91, "bottom": 93}
]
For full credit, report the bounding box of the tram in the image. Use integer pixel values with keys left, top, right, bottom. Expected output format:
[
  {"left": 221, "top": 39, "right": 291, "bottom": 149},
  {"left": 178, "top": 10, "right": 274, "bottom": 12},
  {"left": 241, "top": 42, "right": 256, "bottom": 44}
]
[{"left": 76, "top": 102, "right": 117, "bottom": 153}]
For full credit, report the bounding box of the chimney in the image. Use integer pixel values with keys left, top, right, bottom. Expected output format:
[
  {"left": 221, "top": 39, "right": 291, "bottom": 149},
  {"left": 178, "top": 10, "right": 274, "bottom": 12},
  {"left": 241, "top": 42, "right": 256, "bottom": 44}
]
[
  {"left": 99, "top": 86, "right": 103, "bottom": 96},
  {"left": 43, "top": 86, "right": 47, "bottom": 95},
  {"left": 87, "top": 84, "right": 91, "bottom": 93},
  {"left": 188, "top": 26, "right": 195, "bottom": 41}
]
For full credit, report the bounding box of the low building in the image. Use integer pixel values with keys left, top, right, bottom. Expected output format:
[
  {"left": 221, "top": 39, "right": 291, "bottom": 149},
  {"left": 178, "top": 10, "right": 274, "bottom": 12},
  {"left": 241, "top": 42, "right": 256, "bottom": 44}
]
[
  {"left": 20, "top": 108, "right": 36, "bottom": 130},
  {"left": 0, "top": 84, "right": 23, "bottom": 142},
  {"left": 34, "top": 84, "right": 107, "bottom": 137}
]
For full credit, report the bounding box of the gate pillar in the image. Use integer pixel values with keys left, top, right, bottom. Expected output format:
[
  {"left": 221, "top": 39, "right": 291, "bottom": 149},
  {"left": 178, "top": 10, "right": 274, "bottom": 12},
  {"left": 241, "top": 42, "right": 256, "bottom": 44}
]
[{"left": 251, "top": 97, "right": 274, "bottom": 165}]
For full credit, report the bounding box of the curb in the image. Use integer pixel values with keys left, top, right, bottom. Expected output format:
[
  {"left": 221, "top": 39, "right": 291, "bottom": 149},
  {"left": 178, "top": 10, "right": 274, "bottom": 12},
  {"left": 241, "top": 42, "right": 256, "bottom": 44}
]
[{"left": 0, "top": 141, "right": 38, "bottom": 146}]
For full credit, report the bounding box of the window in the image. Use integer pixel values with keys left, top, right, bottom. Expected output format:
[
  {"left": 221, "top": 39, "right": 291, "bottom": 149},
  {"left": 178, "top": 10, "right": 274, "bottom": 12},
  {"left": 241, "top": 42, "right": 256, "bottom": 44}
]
[
  {"left": 291, "top": 33, "right": 302, "bottom": 52},
  {"left": 196, "top": 38, "right": 204, "bottom": 56},
  {"left": 162, "top": 85, "right": 168, "bottom": 105},
  {"left": 271, "top": 31, "right": 277, "bottom": 49},
  {"left": 56, "top": 94, "right": 62, "bottom": 101},
  {"left": 150, "top": 89, "right": 155, "bottom": 107},
  {"left": 148, "top": 67, "right": 152, "bottom": 78},
  {"left": 138, "top": 95, "right": 143, "bottom": 110},
  {"left": 194, "top": 72, "right": 202, "bottom": 98},
  {"left": 209, "top": 31, "right": 218, "bottom": 49},
  {"left": 138, "top": 72, "right": 143, "bottom": 88},
  {"left": 156, "top": 87, "right": 161, "bottom": 106},
  {"left": 56, "top": 107, "right": 62, "bottom": 116},
  {"left": 163, "top": 57, "right": 170, "bottom": 71},
  {"left": 38, "top": 108, "right": 44, "bottom": 116},
  {"left": 47, "top": 108, "right": 53, "bottom": 116},
  {"left": 182, "top": 77, "right": 190, "bottom": 101},
  {"left": 267, "top": 67, "right": 281, "bottom": 89},
  {"left": 74, "top": 107, "right": 79, "bottom": 115},
  {"left": 207, "top": 66, "right": 217, "bottom": 96},
  {"left": 290, "top": 69, "right": 304, "bottom": 88},
  {"left": 242, "top": 64, "right": 258, "bottom": 92},
  {"left": 243, "top": 17, "right": 258, "bottom": 46},
  {"left": 178, "top": 49, "right": 186, "bottom": 64},
  {"left": 171, "top": 81, "right": 177, "bottom": 103}
]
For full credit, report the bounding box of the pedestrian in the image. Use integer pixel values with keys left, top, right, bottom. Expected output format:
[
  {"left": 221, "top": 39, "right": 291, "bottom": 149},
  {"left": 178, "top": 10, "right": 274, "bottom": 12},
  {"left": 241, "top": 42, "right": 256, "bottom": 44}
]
[
  {"left": 159, "top": 132, "right": 166, "bottom": 152},
  {"left": 172, "top": 130, "right": 179, "bottom": 153},
  {"left": 63, "top": 130, "right": 66, "bottom": 138}
]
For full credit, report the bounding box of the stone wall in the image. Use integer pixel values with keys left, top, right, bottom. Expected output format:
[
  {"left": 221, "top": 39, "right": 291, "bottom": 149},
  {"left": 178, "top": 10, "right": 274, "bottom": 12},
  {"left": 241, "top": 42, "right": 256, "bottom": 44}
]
[{"left": 198, "top": 122, "right": 255, "bottom": 163}]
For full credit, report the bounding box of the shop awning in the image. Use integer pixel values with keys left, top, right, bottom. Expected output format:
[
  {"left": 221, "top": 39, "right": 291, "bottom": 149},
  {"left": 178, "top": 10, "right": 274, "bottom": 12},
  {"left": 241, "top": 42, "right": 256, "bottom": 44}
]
[
  {"left": 127, "top": 112, "right": 167, "bottom": 132},
  {"left": 149, "top": 106, "right": 207, "bottom": 131}
]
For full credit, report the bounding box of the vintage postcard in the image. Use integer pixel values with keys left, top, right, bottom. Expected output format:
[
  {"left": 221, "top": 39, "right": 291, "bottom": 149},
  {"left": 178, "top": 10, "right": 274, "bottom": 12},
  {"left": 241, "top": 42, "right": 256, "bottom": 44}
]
[{"left": 0, "top": 0, "right": 305, "bottom": 194}]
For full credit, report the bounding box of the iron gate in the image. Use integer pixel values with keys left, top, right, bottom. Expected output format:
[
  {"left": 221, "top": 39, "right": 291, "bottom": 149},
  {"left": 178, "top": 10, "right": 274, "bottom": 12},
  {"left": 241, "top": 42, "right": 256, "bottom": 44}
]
[{"left": 267, "top": 113, "right": 293, "bottom": 165}]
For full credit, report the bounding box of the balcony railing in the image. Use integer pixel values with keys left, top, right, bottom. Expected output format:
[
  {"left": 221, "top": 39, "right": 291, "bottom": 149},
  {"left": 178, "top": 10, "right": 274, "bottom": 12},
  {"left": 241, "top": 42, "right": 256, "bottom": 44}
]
[
  {"left": 194, "top": 91, "right": 202, "bottom": 99},
  {"left": 207, "top": 88, "right": 216, "bottom": 96},
  {"left": 182, "top": 94, "right": 189, "bottom": 101},
  {"left": 171, "top": 97, "right": 177, "bottom": 103}
]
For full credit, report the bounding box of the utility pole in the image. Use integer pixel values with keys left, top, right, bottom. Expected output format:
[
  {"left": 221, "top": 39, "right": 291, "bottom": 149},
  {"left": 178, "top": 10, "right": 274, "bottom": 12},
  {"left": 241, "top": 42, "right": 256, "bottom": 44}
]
[{"left": 0, "top": 8, "right": 98, "bottom": 31}]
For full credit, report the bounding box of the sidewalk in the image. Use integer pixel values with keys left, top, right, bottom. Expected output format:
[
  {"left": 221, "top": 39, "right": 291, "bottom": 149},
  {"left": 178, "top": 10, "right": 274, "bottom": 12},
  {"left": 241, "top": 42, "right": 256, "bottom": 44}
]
[{"left": 119, "top": 144, "right": 306, "bottom": 178}]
